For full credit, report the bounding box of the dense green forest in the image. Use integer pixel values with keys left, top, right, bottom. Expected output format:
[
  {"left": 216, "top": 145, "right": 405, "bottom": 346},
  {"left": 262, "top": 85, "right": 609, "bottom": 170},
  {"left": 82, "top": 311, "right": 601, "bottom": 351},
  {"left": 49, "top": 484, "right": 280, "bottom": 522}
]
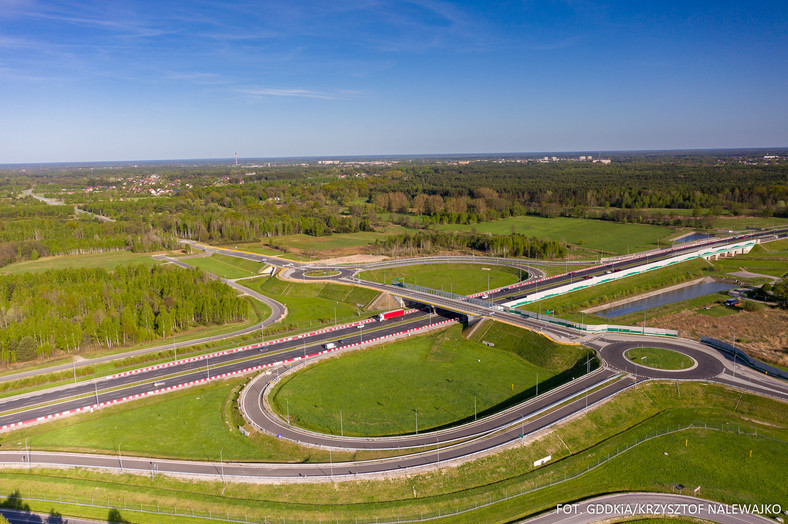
[
  {"left": 1, "top": 154, "right": 786, "bottom": 262},
  {"left": 0, "top": 265, "right": 247, "bottom": 363},
  {"left": 374, "top": 231, "right": 567, "bottom": 258},
  {"left": 0, "top": 200, "right": 176, "bottom": 268}
]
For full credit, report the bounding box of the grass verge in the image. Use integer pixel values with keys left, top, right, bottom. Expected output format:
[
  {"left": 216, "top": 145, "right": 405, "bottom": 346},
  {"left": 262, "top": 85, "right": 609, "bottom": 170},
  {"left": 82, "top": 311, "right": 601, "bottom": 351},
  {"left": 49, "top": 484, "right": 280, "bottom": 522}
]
[
  {"left": 0, "top": 382, "right": 784, "bottom": 523},
  {"left": 244, "top": 275, "right": 382, "bottom": 335},
  {"left": 525, "top": 259, "right": 717, "bottom": 319},
  {"left": 183, "top": 253, "right": 267, "bottom": 279}
]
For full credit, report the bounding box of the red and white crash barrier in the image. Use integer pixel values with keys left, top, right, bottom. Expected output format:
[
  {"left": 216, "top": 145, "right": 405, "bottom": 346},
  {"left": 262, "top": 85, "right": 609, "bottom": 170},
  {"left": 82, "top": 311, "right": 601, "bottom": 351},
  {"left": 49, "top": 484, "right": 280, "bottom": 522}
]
[
  {"left": 467, "top": 236, "right": 735, "bottom": 298},
  {"left": 109, "top": 309, "right": 419, "bottom": 379},
  {"left": 2, "top": 313, "right": 449, "bottom": 432}
]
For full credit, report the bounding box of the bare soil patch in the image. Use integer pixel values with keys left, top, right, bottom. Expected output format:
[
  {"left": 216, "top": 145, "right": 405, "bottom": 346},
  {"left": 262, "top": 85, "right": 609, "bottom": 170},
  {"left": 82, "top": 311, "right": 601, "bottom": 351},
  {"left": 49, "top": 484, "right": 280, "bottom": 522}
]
[
  {"left": 655, "top": 308, "right": 788, "bottom": 367},
  {"left": 313, "top": 254, "right": 389, "bottom": 265}
]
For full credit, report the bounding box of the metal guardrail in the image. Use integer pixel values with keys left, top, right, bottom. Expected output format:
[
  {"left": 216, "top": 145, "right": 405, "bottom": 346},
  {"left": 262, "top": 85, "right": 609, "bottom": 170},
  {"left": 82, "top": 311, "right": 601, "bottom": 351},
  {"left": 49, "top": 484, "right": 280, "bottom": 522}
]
[
  {"left": 700, "top": 337, "right": 788, "bottom": 380},
  {"left": 509, "top": 309, "right": 679, "bottom": 337},
  {"left": 393, "top": 281, "right": 498, "bottom": 309}
]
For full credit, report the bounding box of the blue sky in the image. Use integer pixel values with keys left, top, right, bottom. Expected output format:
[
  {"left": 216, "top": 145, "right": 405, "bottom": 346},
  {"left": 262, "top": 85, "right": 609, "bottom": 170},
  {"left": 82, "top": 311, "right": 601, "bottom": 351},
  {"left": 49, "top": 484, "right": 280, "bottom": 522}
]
[{"left": 1, "top": 1, "right": 786, "bottom": 163}]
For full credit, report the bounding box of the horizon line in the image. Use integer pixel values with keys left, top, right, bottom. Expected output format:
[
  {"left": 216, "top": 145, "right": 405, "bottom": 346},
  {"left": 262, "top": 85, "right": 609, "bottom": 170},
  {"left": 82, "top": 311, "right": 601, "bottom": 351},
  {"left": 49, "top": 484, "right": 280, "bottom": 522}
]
[{"left": 3, "top": 146, "right": 787, "bottom": 169}]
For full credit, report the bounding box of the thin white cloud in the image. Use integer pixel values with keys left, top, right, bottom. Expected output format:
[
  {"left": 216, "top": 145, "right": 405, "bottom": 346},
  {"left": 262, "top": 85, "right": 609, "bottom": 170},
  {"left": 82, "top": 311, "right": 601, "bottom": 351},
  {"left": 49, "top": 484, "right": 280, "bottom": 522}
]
[
  {"left": 164, "top": 71, "right": 229, "bottom": 85},
  {"left": 529, "top": 35, "right": 582, "bottom": 51},
  {"left": 239, "top": 87, "right": 342, "bottom": 100}
]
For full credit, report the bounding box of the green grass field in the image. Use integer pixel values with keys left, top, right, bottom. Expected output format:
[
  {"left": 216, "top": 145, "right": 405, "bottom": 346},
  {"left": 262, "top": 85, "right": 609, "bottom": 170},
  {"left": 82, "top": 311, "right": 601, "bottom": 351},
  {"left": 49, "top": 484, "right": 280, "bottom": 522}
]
[
  {"left": 0, "top": 251, "right": 164, "bottom": 275},
  {"left": 712, "top": 217, "right": 788, "bottom": 230},
  {"left": 466, "top": 320, "right": 591, "bottom": 372},
  {"left": 0, "top": 378, "right": 356, "bottom": 463},
  {"left": 1, "top": 381, "right": 784, "bottom": 524},
  {"left": 183, "top": 253, "right": 267, "bottom": 279},
  {"left": 271, "top": 324, "right": 590, "bottom": 436},
  {"left": 183, "top": 254, "right": 265, "bottom": 278},
  {"left": 245, "top": 276, "right": 382, "bottom": 334},
  {"left": 625, "top": 347, "right": 694, "bottom": 370},
  {"left": 360, "top": 263, "right": 525, "bottom": 295},
  {"left": 435, "top": 216, "right": 674, "bottom": 254}
]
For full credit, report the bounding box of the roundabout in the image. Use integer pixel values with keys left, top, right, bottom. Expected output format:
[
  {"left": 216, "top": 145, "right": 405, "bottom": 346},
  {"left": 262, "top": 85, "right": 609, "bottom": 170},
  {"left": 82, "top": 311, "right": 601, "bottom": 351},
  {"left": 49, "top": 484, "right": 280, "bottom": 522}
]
[
  {"left": 2, "top": 236, "right": 788, "bottom": 524},
  {"left": 599, "top": 340, "right": 724, "bottom": 380}
]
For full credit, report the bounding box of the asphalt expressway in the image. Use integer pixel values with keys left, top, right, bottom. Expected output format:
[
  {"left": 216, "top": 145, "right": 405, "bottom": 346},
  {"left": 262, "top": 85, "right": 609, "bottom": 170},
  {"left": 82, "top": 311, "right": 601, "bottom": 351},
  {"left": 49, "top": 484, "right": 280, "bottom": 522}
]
[{"left": 0, "top": 309, "right": 450, "bottom": 428}]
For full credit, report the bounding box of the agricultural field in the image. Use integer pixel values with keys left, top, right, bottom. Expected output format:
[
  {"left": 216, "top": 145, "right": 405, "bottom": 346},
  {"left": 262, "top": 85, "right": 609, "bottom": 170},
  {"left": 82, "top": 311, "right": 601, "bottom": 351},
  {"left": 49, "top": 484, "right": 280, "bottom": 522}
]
[
  {"left": 359, "top": 263, "right": 525, "bottom": 295},
  {"left": 436, "top": 216, "right": 674, "bottom": 254}
]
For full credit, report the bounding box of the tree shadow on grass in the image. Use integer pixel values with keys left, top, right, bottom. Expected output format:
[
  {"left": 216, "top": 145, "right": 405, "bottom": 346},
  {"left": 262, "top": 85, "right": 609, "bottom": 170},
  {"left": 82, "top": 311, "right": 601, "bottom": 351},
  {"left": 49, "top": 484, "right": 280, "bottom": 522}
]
[{"left": 107, "top": 508, "right": 131, "bottom": 523}]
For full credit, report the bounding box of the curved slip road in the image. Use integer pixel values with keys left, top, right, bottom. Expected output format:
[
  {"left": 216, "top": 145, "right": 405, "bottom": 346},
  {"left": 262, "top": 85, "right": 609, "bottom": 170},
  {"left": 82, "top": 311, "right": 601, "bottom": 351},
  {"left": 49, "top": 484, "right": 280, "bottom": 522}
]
[
  {"left": 525, "top": 492, "right": 776, "bottom": 524},
  {"left": 0, "top": 373, "right": 633, "bottom": 479},
  {"left": 2, "top": 230, "right": 787, "bottom": 485},
  {"left": 241, "top": 366, "right": 618, "bottom": 450}
]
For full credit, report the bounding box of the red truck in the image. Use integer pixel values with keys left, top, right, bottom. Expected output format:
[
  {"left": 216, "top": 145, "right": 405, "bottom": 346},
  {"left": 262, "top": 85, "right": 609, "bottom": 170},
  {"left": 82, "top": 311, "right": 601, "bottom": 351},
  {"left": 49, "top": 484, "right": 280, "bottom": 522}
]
[{"left": 377, "top": 309, "right": 405, "bottom": 322}]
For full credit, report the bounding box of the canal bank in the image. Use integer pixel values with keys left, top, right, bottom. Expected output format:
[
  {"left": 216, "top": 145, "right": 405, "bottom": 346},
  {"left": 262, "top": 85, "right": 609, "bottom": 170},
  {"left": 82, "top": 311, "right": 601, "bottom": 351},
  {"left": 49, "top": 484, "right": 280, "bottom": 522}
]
[{"left": 581, "top": 277, "right": 734, "bottom": 316}]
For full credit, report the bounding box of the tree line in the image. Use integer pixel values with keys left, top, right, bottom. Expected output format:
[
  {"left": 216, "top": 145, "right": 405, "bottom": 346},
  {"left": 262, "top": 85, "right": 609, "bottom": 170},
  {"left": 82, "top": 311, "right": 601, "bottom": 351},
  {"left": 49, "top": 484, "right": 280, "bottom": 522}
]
[
  {"left": 0, "top": 264, "right": 247, "bottom": 363},
  {"left": 373, "top": 231, "right": 567, "bottom": 258}
]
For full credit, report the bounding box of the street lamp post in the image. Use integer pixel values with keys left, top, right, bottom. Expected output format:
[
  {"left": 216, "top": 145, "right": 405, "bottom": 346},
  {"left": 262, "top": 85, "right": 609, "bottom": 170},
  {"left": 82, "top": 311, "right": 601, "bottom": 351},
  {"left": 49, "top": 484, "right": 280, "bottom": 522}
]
[
  {"left": 220, "top": 448, "right": 224, "bottom": 482},
  {"left": 118, "top": 442, "right": 123, "bottom": 473}
]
